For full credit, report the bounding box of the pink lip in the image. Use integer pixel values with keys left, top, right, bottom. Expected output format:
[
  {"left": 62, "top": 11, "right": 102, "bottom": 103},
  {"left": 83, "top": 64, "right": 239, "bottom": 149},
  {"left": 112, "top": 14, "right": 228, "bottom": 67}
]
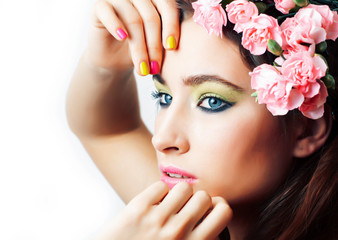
[{"left": 159, "top": 165, "right": 197, "bottom": 189}]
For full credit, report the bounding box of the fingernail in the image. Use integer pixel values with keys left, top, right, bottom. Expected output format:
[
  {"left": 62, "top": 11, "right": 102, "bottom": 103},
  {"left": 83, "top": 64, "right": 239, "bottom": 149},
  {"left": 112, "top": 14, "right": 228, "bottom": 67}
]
[
  {"left": 166, "top": 36, "right": 176, "bottom": 49},
  {"left": 150, "top": 61, "right": 159, "bottom": 75},
  {"left": 140, "top": 61, "right": 149, "bottom": 76},
  {"left": 116, "top": 28, "right": 127, "bottom": 40}
]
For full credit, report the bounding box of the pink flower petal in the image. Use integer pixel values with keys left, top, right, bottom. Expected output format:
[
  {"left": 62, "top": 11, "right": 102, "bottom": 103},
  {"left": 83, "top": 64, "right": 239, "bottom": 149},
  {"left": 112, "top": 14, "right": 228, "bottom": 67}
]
[
  {"left": 299, "top": 81, "right": 328, "bottom": 119},
  {"left": 192, "top": 0, "right": 227, "bottom": 37},
  {"left": 287, "top": 89, "right": 304, "bottom": 110}
]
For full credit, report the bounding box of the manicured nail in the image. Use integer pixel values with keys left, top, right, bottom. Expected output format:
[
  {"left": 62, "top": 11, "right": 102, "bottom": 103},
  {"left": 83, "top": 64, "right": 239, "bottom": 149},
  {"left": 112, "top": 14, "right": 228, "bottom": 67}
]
[
  {"left": 116, "top": 28, "right": 127, "bottom": 40},
  {"left": 166, "top": 36, "right": 176, "bottom": 49},
  {"left": 140, "top": 61, "right": 149, "bottom": 76},
  {"left": 150, "top": 61, "right": 159, "bottom": 75}
]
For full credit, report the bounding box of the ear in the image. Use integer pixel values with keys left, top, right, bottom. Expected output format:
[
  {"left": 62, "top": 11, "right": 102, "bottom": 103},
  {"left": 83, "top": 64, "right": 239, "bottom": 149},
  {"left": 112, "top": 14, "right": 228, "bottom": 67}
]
[{"left": 293, "top": 111, "right": 332, "bottom": 158}]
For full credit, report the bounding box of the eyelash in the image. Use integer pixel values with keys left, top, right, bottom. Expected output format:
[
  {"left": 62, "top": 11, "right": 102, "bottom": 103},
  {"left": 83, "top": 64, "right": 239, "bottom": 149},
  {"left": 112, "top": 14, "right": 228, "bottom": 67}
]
[
  {"left": 197, "top": 94, "right": 234, "bottom": 113},
  {"left": 151, "top": 90, "right": 172, "bottom": 108},
  {"left": 151, "top": 91, "right": 234, "bottom": 112}
]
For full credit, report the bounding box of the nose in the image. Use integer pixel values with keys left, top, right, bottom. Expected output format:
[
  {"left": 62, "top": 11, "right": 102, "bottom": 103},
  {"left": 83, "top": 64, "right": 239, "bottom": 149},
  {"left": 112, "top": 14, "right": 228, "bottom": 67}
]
[{"left": 152, "top": 108, "right": 190, "bottom": 155}]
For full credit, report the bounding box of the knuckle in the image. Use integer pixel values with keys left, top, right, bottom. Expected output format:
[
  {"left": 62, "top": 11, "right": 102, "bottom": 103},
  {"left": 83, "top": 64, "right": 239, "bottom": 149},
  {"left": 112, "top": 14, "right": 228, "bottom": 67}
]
[
  {"left": 128, "top": 208, "right": 145, "bottom": 222},
  {"left": 217, "top": 201, "right": 233, "bottom": 219},
  {"left": 144, "top": 14, "right": 161, "bottom": 26},
  {"left": 126, "top": 16, "right": 143, "bottom": 27},
  {"left": 129, "top": 46, "right": 144, "bottom": 58},
  {"left": 195, "top": 190, "right": 211, "bottom": 203},
  {"left": 175, "top": 211, "right": 193, "bottom": 227},
  {"left": 144, "top": 211, "right": 163, "bottom": 227},
  {"left": 160, "top": 8, "right": 179, "bottom": 25},
  {"left": 159, "top": 0, "right": 178, "bottom": 10},
  {"left": 161, "top": 224, "right": 185, "bottom": 240},
  {"left": 218, "top": 202, "right": 229, "bottom": 213},
  {"left": 186, "top": 232, "right": 201, "bottom": 240},
  {"left": 212, "top": 196, "right": 227, "bottom": 206},
  {"left": 128, "top": 44, "right": 147, "bottom": 63},
  {"left": 147, "top": 45, "right": 163, "bottom": 55},
  {"left": 214, "top": 196, "right": 226, "bottom": 202},
  {"left": 126, "top": 202, "right": 149, "bottom": 220}
]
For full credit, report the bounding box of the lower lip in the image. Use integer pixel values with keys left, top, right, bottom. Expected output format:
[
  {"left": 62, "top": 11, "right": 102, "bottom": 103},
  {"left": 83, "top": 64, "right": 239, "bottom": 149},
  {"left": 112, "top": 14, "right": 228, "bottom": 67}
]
[{"left": 160, "top": 174, "right": 197, "bottom": 189}]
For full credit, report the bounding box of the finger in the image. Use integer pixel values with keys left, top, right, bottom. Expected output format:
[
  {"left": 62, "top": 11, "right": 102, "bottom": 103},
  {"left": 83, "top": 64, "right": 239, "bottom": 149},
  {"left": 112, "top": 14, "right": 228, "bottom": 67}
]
[
  {"left": 130, "top": 0, "right": 162, "bottom": 75},
  {"left": 156, "top": 182, "right": 193, "bottom": 218},
  {"left": 192, "top": 197, "right": 233, "bottom": 239},
  {"left": 110, "top": 0, "right": 150, "bottom": 76},
  {"left": 130, "top": 181, "right": 169, "bottom": 206},
  {"left": 94, "top": 0, "right": 128, "bottom": 41},
  {"left": 153, "top": 0, "right": 180, "bottom": 50},
  {"left": 174, "top": 190, "right": 212, "bottom": 230}
]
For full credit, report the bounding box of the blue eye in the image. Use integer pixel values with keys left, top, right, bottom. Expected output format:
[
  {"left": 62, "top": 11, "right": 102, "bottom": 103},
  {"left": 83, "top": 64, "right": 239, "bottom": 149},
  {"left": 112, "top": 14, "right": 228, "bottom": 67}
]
[
  {"left": 160, "top": 93, "right": 172, "bottom": 106},
  {"left": 198, "top": 96, "right": 233, "bottom": 112},
  {"left": 152, "top": 91, "right": 172, "bottom": 107}
]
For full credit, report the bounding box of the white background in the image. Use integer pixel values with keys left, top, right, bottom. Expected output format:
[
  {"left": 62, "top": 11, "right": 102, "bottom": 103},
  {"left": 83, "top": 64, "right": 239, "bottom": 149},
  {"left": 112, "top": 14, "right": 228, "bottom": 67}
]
[{"left": 0, "top": 0, "right": 156, "bottom": 239}]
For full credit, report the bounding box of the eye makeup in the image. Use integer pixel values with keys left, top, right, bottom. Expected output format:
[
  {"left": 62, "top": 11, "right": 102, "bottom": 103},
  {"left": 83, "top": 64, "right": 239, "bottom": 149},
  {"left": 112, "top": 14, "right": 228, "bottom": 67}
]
[
  {"left": 153, "top": 79, "right": 173, "bottom": 108},
  {"left": 153, "top": 79, "right": 172, "bottom": 95},
  {"left": 197, "top": 94, "right": 234, "bottom": 112},
  {"left": 152, "top": 90, "right": 173, "bottom": 107},
  {"left": 191, "top": 81, "right": 243, "bottom": 104},
  {"left": 152, "top": 75, "right": 244, "bottom": 112}
]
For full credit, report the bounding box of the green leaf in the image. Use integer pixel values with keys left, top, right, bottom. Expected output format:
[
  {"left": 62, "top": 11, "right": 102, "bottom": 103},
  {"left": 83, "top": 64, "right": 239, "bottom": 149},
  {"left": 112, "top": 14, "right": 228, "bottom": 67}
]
[
  {"left": 255, "top": 2, "right": 268, "bottom": 14},
  {"left": 322, "top": 74, "right": 336, "bottom": 90},
  {"left": 267, "top": 39, "right": 283, "bottom": 56},
  {"left": 251, "top": 91, "right": 258, "bottom": 97},
  {"left": 251, "top": 91, "right": 259, "bottom": 102},
  {"left": 221, "top": 0, "right": 233, "bottom": 8},
  {"left": 316, "top": 41, "right": 327, "bottom": 53},
  {"left": 293, "top": 0, "right": 309, "bottom": 7}
]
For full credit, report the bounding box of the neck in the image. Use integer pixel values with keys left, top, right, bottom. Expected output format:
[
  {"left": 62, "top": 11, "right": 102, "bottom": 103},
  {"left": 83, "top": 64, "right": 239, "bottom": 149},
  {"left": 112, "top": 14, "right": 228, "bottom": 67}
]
[{"left": 226, "top": 205, "right": 259, "bottom": 240}]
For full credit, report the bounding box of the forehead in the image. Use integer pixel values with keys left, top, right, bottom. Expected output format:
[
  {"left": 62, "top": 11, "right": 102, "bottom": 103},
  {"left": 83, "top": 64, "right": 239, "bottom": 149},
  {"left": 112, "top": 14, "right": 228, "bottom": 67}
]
[{"left": 161, "top": 18, "right": 252, "bottom": 90}]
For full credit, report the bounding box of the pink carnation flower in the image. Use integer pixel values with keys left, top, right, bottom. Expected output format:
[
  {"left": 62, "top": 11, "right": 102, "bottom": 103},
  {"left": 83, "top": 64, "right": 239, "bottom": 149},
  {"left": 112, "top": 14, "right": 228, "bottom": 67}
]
[
  {"left": 303, "top": 4, "right": 338, "bottom": 41},
  {"left": 242, "top": 14, "right": 282, "bottom": 55},
  {"left": 274, "top": 0, "right": 295, "bottom": 14},
  {"left": 283, "top": 4, "right": 338, "bottom": 50},
  {"left": 299, "top": 80, "right": 328, "bottom": 119},
  {"left": 281, "top": 14, "right": 326, "bottom": 53},
  {"left": 226, "top": 0, "right": 258, "bottom": 33},
  {"left": 192, "top": 0, "right": 227, "bottom": 37},
  {"left": 251, "top": 64, "right": 304, "bottom": 116},
  {"left": 281, "top": 51, "right": 328, "bottom": 98}
]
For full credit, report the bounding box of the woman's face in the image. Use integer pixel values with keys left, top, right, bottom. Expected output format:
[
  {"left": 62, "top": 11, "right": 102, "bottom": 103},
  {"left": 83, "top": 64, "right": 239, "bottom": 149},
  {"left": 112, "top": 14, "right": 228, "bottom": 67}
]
[{"left": 152, "top": 18, "right": 295, "bottom": 206}]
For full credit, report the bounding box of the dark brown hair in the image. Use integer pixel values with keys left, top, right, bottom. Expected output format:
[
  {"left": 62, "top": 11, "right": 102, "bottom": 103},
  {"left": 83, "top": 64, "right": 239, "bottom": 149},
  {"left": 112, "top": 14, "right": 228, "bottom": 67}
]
[{"left": 176, "top": 1, "right": 338, "bottom": 239}]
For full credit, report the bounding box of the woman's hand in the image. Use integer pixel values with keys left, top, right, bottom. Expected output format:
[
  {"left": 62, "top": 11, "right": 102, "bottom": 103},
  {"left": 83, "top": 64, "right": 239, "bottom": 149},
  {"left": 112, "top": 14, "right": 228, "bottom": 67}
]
[
  {"left": 95, "top": 181, "right": 233, "bottom": 240},
  {"left": 87, "top": 0, "right": 180, "bottom": 75}
]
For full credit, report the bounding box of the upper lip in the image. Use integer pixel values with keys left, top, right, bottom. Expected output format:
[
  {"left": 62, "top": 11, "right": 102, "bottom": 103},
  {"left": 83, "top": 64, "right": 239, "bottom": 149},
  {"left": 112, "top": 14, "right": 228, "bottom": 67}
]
[{"left": 159, "top": 165, "right": 197, "bottom": 179}]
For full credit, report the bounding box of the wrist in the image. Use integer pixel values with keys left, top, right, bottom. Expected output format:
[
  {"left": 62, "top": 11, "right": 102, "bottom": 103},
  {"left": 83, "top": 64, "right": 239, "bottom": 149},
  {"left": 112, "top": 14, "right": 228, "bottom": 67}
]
[{"left": 83, "top": 50, "right": 134, "bottom": 79}]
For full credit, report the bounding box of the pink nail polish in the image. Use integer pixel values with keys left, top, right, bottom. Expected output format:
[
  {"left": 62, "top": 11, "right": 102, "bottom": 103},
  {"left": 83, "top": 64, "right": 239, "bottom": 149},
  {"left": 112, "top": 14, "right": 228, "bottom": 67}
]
[
  {"left": 150, "top": 61, "right": 159, "bottom": 75},
  {"left": 116, "top": 28, "right": 127, "bottom": 40}
]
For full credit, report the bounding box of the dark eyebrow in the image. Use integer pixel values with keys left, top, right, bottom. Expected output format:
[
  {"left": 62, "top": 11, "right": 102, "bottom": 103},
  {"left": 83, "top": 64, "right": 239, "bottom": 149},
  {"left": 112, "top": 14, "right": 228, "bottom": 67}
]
[
  {"left": 153, "top": 74, "right": 243, "bottom": 91},
  {"left": 184, "top": 75, "right": 243, "bottom": 91},
  {"left": 153, "top": 74, "right": 165, "bottom": 84}
]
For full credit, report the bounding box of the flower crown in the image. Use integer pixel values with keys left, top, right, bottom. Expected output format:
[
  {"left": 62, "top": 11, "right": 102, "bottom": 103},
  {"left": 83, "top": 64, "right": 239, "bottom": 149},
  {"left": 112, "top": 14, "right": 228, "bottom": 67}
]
[{"left": 192, "top": 0, "right": 338, "bottom": 119}]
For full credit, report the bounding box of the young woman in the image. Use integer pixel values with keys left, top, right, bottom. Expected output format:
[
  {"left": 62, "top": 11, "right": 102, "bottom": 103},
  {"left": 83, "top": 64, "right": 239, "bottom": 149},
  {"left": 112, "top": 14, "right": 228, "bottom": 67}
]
[{"left": 67, "top": 0, "right": 338, "bottom": 239}]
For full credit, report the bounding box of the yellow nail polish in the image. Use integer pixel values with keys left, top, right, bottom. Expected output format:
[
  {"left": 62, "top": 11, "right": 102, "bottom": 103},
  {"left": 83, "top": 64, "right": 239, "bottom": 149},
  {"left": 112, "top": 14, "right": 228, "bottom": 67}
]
[
  {"left": 167, "top": 36, "right": 176, "bottom": 49},
  {"left": 140, "top": 61, "right": 149, "bottom": 76}
]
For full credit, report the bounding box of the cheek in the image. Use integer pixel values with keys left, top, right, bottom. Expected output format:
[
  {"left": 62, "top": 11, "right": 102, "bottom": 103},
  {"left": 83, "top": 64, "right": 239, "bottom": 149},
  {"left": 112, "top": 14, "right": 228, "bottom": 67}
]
[{"left": 190, "top": 103, "right": 294, "bottom": 204}]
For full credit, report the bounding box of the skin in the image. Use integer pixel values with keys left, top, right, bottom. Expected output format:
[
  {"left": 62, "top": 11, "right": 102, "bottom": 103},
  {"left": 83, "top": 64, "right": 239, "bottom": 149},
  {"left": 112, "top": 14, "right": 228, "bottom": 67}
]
[
  {"left": 151, "top": 18, "right": 297, "bottom": 238},
  {"left": 67, "top": 0, "right": 327, "bottom": 239},
  {"left": 88, "top": 0, "right": 180, "bottom": 75},
  {"left": 95, "top": 182, "right": 232, "bottom": 240},
  {"left": 154, "top": 18, "right": 295, "bottom": 206}
]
